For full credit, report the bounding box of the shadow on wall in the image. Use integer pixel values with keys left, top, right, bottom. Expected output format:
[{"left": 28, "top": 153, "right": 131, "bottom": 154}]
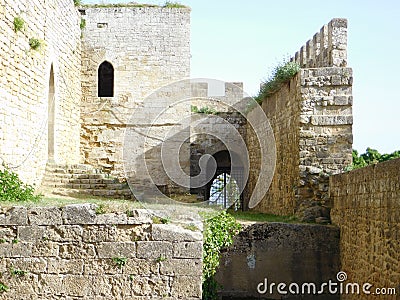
[{"left": 216, "top": 222, "right": 340, "bottom": 300}]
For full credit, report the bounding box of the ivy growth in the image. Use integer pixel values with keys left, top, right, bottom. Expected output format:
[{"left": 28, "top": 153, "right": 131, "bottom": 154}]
[
  {"left": 80, "top": 18, "right": 86, "bottom": 30},
  {"left": 0, "top": 165, "right": 41, "bottom": 202},
  {"left": 202, "top": 211, "right": 241, "bottom": 300},
  {"left": 255, "top": 60, "right": 300, "bottom": 103},
  {"left": 13, "top": 16, "right": 25, "bottom": 32}
]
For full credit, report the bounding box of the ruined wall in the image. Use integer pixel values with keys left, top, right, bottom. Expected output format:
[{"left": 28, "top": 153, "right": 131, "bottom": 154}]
[
  {"left": 0, "top": 0, "right": 82, "bottom": 185},
  {"left": 190, "top": 81, "right": 247, "bottom": 197},
  {"left": 216, "top": 222, "right": 340, "bottom": 299},
  {"left": 80, "top": 7, "right": 191, "bottom": 179},
  {"left": 0, "top": 204, "right": 202, "bottom": 299},
  {"left": 246, "top": 19, "right": 353, "bottom": 218},
  {"left": 331, "top": 159, "right": 400, "bottom": 300}
]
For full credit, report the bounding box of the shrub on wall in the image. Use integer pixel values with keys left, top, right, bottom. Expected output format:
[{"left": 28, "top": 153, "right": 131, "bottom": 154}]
[
  {"left": 13, "top": 16, "right": 25, "bottom": 32},
  {"left": 255, "top": 60, "right": 300, "bottom": 103},
  {"left": 0, "top": 165, "right": 41, "bottom": 202},
  {"left": 202, "top": 211, "right": 241, "bottom": 300},
  {"left": 29, "top": 38, "right": 42, "bottom": 51}
]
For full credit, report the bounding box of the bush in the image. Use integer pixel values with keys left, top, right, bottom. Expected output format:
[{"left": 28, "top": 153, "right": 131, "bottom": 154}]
[
  {"left": 255, "top": 60, "right": 300, "bottom": 103},
  {"left": 191, "top": 105, "right": 218, "bottom": 115},
  {"left": 29, "top": 38, "right": 42, "bottom": 51},
  {"left": 202, "top": 211, "right": 241, "bottom": 299},
  {"left": 0, "top": 165, "right": 41, "bottom": 202},
  {"left": 349, "top": 148, "right": 400, "bottom": 170},
  {"left": 13, "top": 16, "right": 24, "bottom": 32}
]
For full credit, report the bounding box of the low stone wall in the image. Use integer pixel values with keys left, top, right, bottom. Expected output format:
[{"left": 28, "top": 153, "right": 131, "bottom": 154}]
[
  {"left": 0, "top": 204, "right": 202, "bottom": 299},
  {"left": 216, "top": 222, "right": 340, "bottom": 299},
  {"left": 331, "top": 158, "right": 400, "bottom": 300}
]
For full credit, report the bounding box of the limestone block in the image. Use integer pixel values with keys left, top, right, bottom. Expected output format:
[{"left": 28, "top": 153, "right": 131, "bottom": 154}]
[
  {"left": 83, "top": 225, "right": 118, "bottom": 242},
  {"left": 0, "top": 206, "right": 27, "bottom": 225},
  {"left": 97, "top": 241, "right": 136, "bottom": 258},
  {"left": 62, "top": 204, "right": 97, "bottom": 224},
  {"left": 160, "top": 258, "right": 202, "bottom": 276},
  {"left": 170, "top": 275, "right": 202, "bottom": 298},
  {"left": 152, "top": 224, "right": 202, "bottom": 242},
  {"left": 136, "top": 241, "right": 173, "bottom": 259},
  {"left": 47, "top": 225, "right": 83, "bottom": 242},
  {"left": 47, "top": 258, "right": 84, "bottom": 275},
  {"left": 172, "top": 241, "right": 202, "bottom": 259},
  {"left": 28, "top": 207, "right": 63, "bottom": 225}
]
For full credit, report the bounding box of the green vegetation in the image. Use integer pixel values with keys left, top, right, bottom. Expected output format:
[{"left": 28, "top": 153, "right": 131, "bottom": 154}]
[
  {"left": 228, "top": 210, "right": 298, "bottom": 223},
  {"left": 0, "top": 165, "right": 41, "bottom": 202},
  {"left": 0, "top": 282, "right": 8, "bottom": 293},
  {"left": 151, "top": 216, "right": 170, "bottom": 224},
  {"left": 10, "top": 268, "right": 27, "bottom": 277},
  {"left": 13, "top": 16, "right": 25, "bottom": 32},
  {"left": 82, "top": 2, "right": 188, "bottom": 8},
  {"left": 191, "top": 105, "right": 218, "bottom": 115},
  {"left": 80, "top": 18, "right": 86, "bottom": 30},
  {"left": 255, "top": 60, "right": 300, "bottom": 104},
  {"left": 95, "top": 204, "right": 107, "bottom": 215},
  {"left": 29, "top": 38, "right": 42, "bottom": 51},
  {"left": 112, "top": 257, "right": 127, "bottom": 269},
  {"left": 156, "top": 255, "right": 167, "bottom": 262},
  {"left": 349, "top": 148, "right": 400, "bottom": 170},
  {"left": 164, "top": 1, "right": 187, "bottom": 8},
  {"left": 12, "top": 239, "right": 19, "bottom": 244},
  {"left": 184, "top": 223, "right": 199, "bottom": 231},
  {"left": 202, "top": 211, "right": 241, "bottom": 300},
  {"left": 73, "top": 0, "right": 81, "bottom": 6}
]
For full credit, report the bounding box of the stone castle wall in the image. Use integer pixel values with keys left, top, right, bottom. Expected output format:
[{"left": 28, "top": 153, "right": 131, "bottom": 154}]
[
  {"left": 80, "top": 7, "right": 191, "bottom": 180},
  {"left": 246, "top": 19, "right": 353, "bottom": 218},
  {"left": 0, "top": 204, "right": 202, "bottom": 299},
  {"left": 0, "top": 0, "right": 82, "bottom": 185},
  {"left": 330, "top": 158, "right": 400, "bottom": 300}
]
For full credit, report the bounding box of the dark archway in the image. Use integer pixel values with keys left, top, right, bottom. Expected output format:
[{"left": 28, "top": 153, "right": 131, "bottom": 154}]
[
  {"left": 204, "top": 150, "right": 244, "bottom": 209},
  {"left": 98, "top": 61, "right": 114, "bottom": 97},
  {"left": 48, "top": 65, "right": 55, "bottom": 161}
]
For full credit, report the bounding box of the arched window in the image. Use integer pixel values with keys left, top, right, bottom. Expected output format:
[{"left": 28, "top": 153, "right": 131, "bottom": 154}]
[{"left": 98, "top": 61, "right": 114, "bottom": 97}]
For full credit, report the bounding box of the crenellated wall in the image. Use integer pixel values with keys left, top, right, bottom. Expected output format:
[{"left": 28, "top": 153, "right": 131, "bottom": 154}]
[
  {"left": 0, "top": 0, "right": 82, "bottom": 185},
  {"left": 246, "top": 19, "right": 353, "bottom": 219},
  {"left": 0, "top": 204, "right": 203, "bottom": 299},
  {"left": 330, "top": 158, "right": 400, "bottom": 300},
  {"left": 291, "top": 18, "right": 347, "bottom": 68}
]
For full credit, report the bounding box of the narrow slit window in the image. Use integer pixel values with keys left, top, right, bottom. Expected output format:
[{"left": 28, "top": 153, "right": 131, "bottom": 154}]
[{"left": 98, "top": 61, "right": 114, "bottom": 97}]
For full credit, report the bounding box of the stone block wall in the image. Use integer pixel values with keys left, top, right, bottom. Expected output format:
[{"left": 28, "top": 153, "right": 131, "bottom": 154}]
[
  {"left": 80, "top": 7, "right": 191, "bottom": 179},
  {"left": 0, "top": 204, "right": 203, "bottom": 299},
  {"left": 330, "top": 158, "right": 400, "bottom": 300},
  {"left": 216, "top": 222, "right": 340, "bottom": 299},
  {"left": 246, "top": 19, "right": 353, "bottom": 217},
  {"left": 0, "top": 0, "right": 82, "bottom": 185}
]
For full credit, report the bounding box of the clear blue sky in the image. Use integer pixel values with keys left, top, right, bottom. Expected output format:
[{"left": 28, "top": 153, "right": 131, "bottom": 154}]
[{"left": 83, "top": 0, "right": 400, "bottom": 153}]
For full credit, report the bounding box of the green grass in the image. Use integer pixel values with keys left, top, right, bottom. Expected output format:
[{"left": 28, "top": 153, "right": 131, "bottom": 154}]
[
  {"left": 228, "top": 210, "right": 299, "bottom": 223},
  {"left": 82, "top": 2, "right": 188, "bottom": 8}
]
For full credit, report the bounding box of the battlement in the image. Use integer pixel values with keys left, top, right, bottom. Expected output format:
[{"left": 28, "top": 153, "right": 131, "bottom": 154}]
[{"left": 290, "top": 18, "right": 347, "bottom": 68}]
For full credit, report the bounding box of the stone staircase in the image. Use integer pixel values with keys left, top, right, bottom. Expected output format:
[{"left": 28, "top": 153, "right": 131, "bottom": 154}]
[{"left": 39, "top": 163, "right": 133, "bottom": 199}]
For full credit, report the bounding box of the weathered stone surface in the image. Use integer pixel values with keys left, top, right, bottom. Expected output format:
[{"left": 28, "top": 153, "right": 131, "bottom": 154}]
[
  {"left": 216, "top": 223, "right": 340, "bottom": 299},
  {"left": 331, "top": 158, "right": 400, "bottom": 300},
  {"left": 136, "top": 241, "right": 173, "bottom": 259},
  {"left": 28, "top": 207, "right": 63, "bottom": 225},
  {"left": 0, "top": 205, "right": 203, "bottom": 298},
  {"left": 62, "top": 204, "right": 97, "bottom": 224},
  {"left": 97, "top": 242, "right": 136, "bottom": 258},
  {"left": 0, "top": 206, "right": 28, "bottom": 225},
  {"left": 152, "top": 224, "right": 202, "bottom": 242},
  {"left": 173, "top": 242, "right": 202, "bottom": 259}
]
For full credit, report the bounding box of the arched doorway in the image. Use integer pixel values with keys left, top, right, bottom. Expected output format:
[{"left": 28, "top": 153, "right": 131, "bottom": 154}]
[
  {"left": 204, "top": 150, "right": 244, "bottom": 209},
  {"left": 48, "top": 65, "right": 55, "bottom": 161}
]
